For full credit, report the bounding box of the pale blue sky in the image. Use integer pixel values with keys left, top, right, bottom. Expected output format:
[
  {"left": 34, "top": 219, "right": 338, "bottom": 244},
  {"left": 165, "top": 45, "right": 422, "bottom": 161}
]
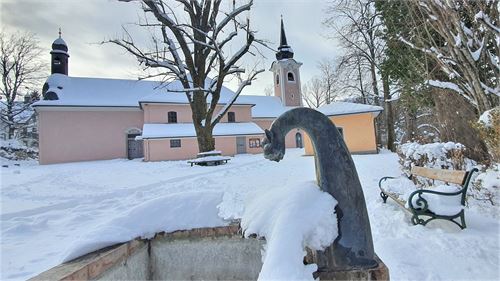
[{"left": 1, "top": 0, "right": 342, "bottom": 94}]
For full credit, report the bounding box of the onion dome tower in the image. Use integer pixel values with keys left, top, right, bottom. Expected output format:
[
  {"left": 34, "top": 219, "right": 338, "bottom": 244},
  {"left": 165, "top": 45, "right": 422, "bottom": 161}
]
[{"left": 50, "top": 28, "right": 69, "bottom": 75}]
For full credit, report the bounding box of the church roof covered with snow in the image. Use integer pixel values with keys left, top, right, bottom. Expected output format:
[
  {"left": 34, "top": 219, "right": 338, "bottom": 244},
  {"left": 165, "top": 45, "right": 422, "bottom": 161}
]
[
  {"left": 317, "top": 102, "right": 383, "bottom": 117},
  {"left": 34, "top": 74, "right": 259, "bottom": 108},
  {"left": 242, "top": 95, "right": 296, "bottom": 118}
]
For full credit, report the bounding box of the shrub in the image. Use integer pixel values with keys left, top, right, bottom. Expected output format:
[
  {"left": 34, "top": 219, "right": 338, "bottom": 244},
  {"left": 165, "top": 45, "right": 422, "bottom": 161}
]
[
  {"left": 474, "top": 107, "right": 500, "bottom": 163},
  {"left": 397, "top": 141, "right": 474, "bottom": 187}
]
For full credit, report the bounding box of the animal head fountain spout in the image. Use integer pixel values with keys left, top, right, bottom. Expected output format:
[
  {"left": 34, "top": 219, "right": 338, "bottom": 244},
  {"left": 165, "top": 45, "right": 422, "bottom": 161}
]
[
  {"left": 261, "top": 107, "right": 377, "bottom": 273},
  {"left": 263, "top": 129, "right": 285, "bottom": 162}
]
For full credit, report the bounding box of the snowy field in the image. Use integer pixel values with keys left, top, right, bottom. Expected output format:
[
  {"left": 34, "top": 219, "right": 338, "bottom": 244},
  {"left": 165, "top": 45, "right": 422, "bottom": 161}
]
[{"left": 1, "top": 149, "right": 499, "bottom": 280}]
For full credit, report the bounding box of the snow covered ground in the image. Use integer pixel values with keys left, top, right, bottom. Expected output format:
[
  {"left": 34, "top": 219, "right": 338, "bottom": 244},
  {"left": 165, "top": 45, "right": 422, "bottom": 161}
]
[{"left": 1, "top": 149, "right": 499, "bottom": 280}]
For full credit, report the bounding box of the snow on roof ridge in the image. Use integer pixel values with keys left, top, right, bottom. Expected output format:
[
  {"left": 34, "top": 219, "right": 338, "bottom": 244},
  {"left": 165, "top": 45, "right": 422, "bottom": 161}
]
[
  {"left": 141, "top": 122, "right": 264, "bottom": 139},
  {"left": 36, "top": 75, "right": 255, "bottom": 107},
  {"left": 318, "top": 102, "right": 383, "bottom": 116}
]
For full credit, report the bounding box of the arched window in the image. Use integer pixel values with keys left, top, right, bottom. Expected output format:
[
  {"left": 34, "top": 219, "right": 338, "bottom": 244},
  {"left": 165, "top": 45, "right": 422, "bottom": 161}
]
[
  {"left": 276, "top": 74, "right": 280, "bottom": 85},
  {"left": 295, "top": 132, "right": 303, "bottom": 148},
  {"left": 287, "top": 72, "right": 295, "bottom": 81},
  {"left": 228, "top": 112, "right": 236, "bottom": 123},
  {"left": 125, "top": 128, "right": 142, "bottom": 135},
  {"left": 167, "top": 111, "right": 177, "bottom": 123}
]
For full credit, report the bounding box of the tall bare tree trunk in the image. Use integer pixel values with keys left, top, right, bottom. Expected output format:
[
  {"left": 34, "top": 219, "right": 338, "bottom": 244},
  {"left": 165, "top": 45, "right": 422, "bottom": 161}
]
[
  {"left": 7, "top": 105, "right": 15, "bottom": 138},
  {"left": 196, "top": 126, "right": 215, "bottom": 152},
  {"left": 382, "top": 73, "right": 395, "bottom": 151},
  {"left": 404, "top": 109, "right": 417, "bottom": 142},
  {"left": 356, "top": 58, "right": 367, "bottom": 104}
]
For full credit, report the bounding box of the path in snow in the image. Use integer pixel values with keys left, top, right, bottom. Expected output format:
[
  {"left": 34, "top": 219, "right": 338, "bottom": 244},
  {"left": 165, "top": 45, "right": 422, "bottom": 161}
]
[{"left": 1, "top": 149, "right": 499, "bottom": 280}]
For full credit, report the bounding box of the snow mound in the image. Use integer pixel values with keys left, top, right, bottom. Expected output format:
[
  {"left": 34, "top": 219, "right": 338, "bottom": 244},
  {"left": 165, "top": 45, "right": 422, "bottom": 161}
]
[
  {"left": 241, "top": 181, "right": 338, "bottom": 281},
  {"left": 62, "top": 191, "right": 226, "bottom": 262}
]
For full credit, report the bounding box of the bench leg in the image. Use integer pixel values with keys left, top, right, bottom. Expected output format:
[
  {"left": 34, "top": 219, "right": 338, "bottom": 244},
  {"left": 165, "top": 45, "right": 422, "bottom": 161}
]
[
  {"left": 380, "top": 191, "right": 389, "bottom": 203},
  {"left": 411, "top": 214, "right": 425, "bottom": 226},
  {"left": 456, "top": 210, "right": 467, "bottom": 229}
]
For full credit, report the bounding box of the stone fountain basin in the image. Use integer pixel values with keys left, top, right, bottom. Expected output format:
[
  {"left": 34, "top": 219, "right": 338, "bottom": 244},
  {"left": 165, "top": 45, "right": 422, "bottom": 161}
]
[{"left": 29, "top": 225, "right": 264, "bottom": 281}]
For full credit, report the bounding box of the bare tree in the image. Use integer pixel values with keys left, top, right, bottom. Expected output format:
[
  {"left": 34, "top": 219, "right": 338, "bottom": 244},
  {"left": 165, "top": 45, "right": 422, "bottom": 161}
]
[
  {"left": 0, "top": 31, "right": 44, "bottom": 139},
  {"left": 113, "top": 0, "right": 265, "bottom": 152},
  {"left": 325, "top": 0, "right": 395, "bottom": 149},
  {"left": 324, "top": 0, "right": 386, "bottom": 106},
  {"left": 317, "top": 59, "right": 339, "bottom": 104},
  {"left": 335, "top": 52, "right": 372, "bottom": 103},
  {"left": 264, "top": 84, "right": 273, "bottom": 96},
  {"left": 302, "top": 77, "right": 327, "bottom": 108}
]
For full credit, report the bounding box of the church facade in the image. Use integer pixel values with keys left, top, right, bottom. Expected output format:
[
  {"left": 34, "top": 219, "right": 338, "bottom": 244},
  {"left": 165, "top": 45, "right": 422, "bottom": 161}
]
[
  {"left": 34, "top": 21, "right": 382, "bottom": 165},
  {"left": 34, "top": 21, "right": 305, "bottom": 164}
]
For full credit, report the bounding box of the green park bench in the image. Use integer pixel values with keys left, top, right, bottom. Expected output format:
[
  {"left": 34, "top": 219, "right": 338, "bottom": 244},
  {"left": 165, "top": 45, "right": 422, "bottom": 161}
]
[{"left": 379, "top": 166, "right": 478, "bottom": 229}]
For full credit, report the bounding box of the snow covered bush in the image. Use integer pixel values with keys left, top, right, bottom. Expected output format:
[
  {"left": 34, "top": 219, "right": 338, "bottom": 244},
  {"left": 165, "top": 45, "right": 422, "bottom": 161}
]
[
  {"left": 0, "top": 139, "right": 38, "bottom": 161},
  {"left": 474, "top": 107, "right": 500, "bottom": 162},
  {"left": 398, "top": 142, "right": 472, "bottom": 176},
  {"left": 398, "top": 141, "right": 475, "bottom": 188},
  {"left": 469, "top": 164, "right": 499, "bottom": 214}
]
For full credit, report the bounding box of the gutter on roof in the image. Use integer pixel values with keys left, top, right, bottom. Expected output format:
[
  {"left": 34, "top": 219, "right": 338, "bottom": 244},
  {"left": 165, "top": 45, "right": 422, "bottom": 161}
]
[
  {"left": 32, "top": 104, "right": 139, "bottom": 108},
  {"left": 252, "top": 116, "right": 280, "bottom": 119},
  {"left": 138, "top": 101, "right": 256, "bottom": 110},
  {"left": 139, "top": 101, "right": 256, "bottom": 107},
  {"left": 324, "top": 109, "right": 383, "bottom": 117},
  {"left": 141, "top": 132, "right": 264, "bottom": 140},
  {"left": 33, "top": 105, "right": 141, "bottom": 112}
]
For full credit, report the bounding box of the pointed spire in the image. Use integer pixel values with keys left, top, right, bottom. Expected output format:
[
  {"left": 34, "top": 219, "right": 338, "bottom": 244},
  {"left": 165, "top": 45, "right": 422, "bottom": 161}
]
[
  {"left": 280, "top": 15, "right": 288, "bottom": 47},
  {"left": 58, "top": 27, "right": 62, "bottom": 38},
  {"left": 276, "top": 16, "right": 294, "bottom": 60}
]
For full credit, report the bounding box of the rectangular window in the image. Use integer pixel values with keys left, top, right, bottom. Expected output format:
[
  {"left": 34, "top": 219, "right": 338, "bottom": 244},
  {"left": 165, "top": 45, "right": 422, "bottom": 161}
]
[
  {"left": 170, "top": 139, "right": 181, "bottom": 148},
  {"left": 228, "top": 112, "right": 236, "bottom": 123},
  {"left": 249, "top": 138, "right": 261, "bottom": 148},
  {"left": 168, "top": 112, "right": 177, "bottom": 123}
]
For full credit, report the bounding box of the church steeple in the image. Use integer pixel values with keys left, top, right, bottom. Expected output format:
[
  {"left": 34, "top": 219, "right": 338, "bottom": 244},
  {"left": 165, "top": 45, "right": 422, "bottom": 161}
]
[
  {"left": 270, "top": 16, "right": 303, "bottom": 107},
  {"left": 50, "top": 28, "right": 69, "bottom": 75},
  {"left": 276, "top": 16, "right": 294, "bottom": 60}
]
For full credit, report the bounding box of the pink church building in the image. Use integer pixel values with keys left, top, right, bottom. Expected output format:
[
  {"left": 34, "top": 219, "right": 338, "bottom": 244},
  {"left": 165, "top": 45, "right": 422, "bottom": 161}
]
[{"left": 34, "top": 20, "right": 305, "bottom": 164}]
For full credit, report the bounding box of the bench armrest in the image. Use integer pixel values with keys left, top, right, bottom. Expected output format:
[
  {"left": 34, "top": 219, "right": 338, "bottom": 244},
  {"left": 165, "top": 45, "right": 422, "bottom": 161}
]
[
  {"left": 378, "top": 176, "right": 398, "bottom": 189},
  {"left": 407, "top": 188, "right": 465, "bottom": 212}
]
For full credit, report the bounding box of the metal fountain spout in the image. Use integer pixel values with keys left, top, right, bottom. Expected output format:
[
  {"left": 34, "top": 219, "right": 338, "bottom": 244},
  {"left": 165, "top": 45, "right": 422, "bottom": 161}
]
[{"left": 262, "top": 107, "right": 378, "bottom": 273}]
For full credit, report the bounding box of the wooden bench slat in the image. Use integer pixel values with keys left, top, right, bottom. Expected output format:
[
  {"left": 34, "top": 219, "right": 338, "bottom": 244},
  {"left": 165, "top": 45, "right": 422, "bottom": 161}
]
[
  {"left": 384, "top": 192, "right": 411, "bottom": 212},
  {"left": 410, "top": 166, "right": 466, "bottom": 185}
]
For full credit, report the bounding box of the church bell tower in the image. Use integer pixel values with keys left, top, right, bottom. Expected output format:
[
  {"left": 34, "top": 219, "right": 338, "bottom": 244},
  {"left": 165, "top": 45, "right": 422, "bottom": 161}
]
[
  {"left": 50, "top": 29, "right": 69, "bottom": 75},
  {"left": 270, "top": 17, "right": 303, "bottom": 107}
]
